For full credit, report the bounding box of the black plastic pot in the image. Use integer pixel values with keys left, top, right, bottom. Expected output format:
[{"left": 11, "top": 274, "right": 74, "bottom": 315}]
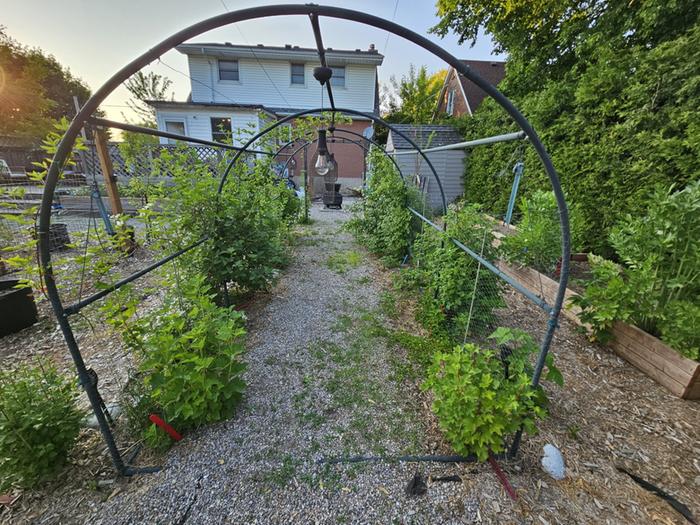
[{"left": 0, "top": 279, "right": 38, "bottom": 336}]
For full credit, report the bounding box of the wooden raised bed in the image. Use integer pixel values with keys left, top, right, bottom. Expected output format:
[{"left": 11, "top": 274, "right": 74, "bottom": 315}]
[{"left": 497, "top": 261, "right": 700, "bottom": 400}]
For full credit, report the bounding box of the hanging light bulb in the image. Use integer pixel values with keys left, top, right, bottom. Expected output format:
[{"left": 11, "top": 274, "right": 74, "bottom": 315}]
[{"left": 315, "top": 129, "right": 330, "bottom": 176}]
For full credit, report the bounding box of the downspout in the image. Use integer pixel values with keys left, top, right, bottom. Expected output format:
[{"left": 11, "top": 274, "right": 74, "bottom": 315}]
[{"left": 205, "top": 48, "right": 215, "bottom": 103}]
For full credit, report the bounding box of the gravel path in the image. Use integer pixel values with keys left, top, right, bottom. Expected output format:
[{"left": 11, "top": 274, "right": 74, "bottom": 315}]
[{"left": 89, "top": 202, "right": 472, "bottom": 524}]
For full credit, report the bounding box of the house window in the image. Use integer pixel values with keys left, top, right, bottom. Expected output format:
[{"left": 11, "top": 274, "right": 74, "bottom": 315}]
[
  {"left": 447, "top": 89, "right": 456, "bottom": 115},
  {"left": 330, "top": 66, "right": 345, "bottom": 87},
  {"left": 164, "top": 120, "right": 185, "bottom": 144},
  {"left": 210, "top": 117, "right": 232, "bottom": 142},
  {"left": 291, "top": 63, "right": 305, "bottom": 85},
  {"left": 218, "top": 60, "right": 239, "bottom": 81}
]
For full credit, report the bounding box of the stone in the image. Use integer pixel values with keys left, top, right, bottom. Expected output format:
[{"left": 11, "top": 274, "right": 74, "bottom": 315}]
[{"left": 541, "top": 444, "right": 566, "bottom": 480}]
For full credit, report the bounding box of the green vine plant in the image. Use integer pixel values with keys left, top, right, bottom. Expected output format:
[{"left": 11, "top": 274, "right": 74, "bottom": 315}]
[
  {"left": 347, "top": 148, "right": 417, "bottom": 265},
  {"left": 422, "top": 327, "right": 562, "bottom": 462},
  {"left": 1, "top": 118, "right": 87, "bottom": 295},
  {"left": 412, "top": 202, "right": 505, "bottom": 341}
]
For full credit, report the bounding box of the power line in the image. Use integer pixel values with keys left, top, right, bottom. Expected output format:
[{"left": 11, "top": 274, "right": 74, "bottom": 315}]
[
  {"left": 218, "top": 0, "right": 293, "bottom": 108},
  {"left": 383, "top": 0, "right": 400, "bottom": 54},
  {"left": 156, "top": 58, "right": 241, "bottom": 107}
]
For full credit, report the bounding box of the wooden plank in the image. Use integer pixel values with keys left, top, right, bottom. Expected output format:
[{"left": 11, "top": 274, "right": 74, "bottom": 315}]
[
  {"left": 611, "top": 324, "right": 695, "bottom": 380},
  {"left": 610, "top": 339, "right": 686, "bottom": 397},
  {"left": 682, "top": 367, "right": 700, "bottom": 399},
  {"left": 94, "top": 130, "right": 123, "bottom": 215},
  {"left": 611, "top": 334, "right": 690, "bottom": 388},
  {"left": 613, "top": 321, "right": 699, "bottom": 374}
]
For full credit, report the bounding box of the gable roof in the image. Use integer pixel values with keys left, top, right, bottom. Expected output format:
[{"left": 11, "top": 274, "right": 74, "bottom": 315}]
[
  {"left": 177, "top": 42, "right": 384, "bottom": 66},
  {"left": 387, "top": 124, "right": 462, "bottom": 150},
  {"left": 456, "top": 60, "right": 506, "bottom": 113}
]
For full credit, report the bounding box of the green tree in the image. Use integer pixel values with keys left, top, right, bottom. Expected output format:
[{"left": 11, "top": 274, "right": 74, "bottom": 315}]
[
  {"left": 124, "top": 71, "right": 173, "bottom": 124},
  {"left": 434, "top": 1, "right": 700, "bottom": 254},
  {"left": 0, "top": 28, "right": 91, "bottom": 142},
  {"left": 383, "top": 65, "right": 446, "bottom": 124}
]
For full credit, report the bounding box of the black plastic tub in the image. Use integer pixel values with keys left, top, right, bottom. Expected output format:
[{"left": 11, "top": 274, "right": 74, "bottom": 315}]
[{"left": 0, "top": 279, "right": 38, "bottom": 336}]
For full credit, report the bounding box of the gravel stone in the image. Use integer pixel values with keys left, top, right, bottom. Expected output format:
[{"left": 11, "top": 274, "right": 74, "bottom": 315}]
[{"left": 88, "top": 202, "right": 470, "bottom": 524}]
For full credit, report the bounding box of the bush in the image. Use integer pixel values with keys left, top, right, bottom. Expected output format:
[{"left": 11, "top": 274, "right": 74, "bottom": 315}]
[
  {"left": 348, "top": 149, "right": 415, "bottom": 263},
  {"left": 143, "top": 147, "right": 297, "bottom": 301},
  {"left": 413, "top": 202, "right": 505, "bottom": 339},
  {"left": 422, "top": 327, "right": 561, "bottom": 461},
  {"left": 572, "top": 182, "right": 700, "bottom": 360},
  {"left": 104, "top": 275, "right": 247, "bottom": 448},
  {"left": 499, "top": 190, "right": 582, "bottom": 274},
  {"left": 0, "top": 363, "right": 83, "bottom": 490},
  {"left": 448, "top": 9, "right": 700, "bottom": 256}
]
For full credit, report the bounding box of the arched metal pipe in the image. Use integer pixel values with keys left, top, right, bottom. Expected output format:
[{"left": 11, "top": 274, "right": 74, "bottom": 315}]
[
  {"left": 216, "top": 107, "right": 448, "bottom": 217},
  {"left": 38, "top": 4, "right": 569, "bottom": 471},
  {"left": 276, "top": 130, "right": 407, "bottom": 183}
]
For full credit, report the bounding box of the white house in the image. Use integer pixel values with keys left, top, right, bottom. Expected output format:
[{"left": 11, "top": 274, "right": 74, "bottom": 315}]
[{"left": 148, "top": 42, "right": 384, "bottom": 187}]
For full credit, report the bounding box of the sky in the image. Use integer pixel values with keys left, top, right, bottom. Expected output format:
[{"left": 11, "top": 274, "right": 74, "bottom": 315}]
[{"left": 2, "top": 0, "right": 501, "bottom": 122}]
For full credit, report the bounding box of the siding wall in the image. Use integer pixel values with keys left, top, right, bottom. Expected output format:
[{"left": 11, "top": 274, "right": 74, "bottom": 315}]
[
  {"left": 392, "top": 150, "right": 466, "bottom": 212},
  {"left": 187, "top": 56, "right": 377, "bottom": 112},
  {"left": 155, "top": 108, "right": 260, "bottom": 145}
]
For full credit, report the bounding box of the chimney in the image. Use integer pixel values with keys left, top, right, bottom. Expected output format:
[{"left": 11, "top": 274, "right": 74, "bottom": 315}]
[{"left": 285, "top": 44, "right": 292, "bottom": 49}]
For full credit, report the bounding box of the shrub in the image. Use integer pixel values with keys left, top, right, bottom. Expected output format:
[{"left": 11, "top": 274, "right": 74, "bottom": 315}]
[
  {"left": 0, "top": 363, "right": 83, "bottom": 490},
  {"left": 348, "top": 149, "right": 415, "bottom": 263},
  {"left": 105, "top": 275, "right": 247, "bottom": 447},
  {"left": 413, "top": 202, "right": 505, "bottom": 339},
  {"left": 423, "top": 327, "right": 561, "bottom": 461},
  {"left": 144, "top": 147, "right": 296, "bottom": 301},
  {"left": 572, "top": 182, "right": 700, "bottom": 360},
  {"left": 499, "top": 190, "right": 582, "bottom": 274}
]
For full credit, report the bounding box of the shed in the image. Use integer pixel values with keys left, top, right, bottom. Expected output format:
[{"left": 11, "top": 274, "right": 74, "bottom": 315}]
[{"left": 385, "top": 124, "right": 465, "bottom": 212}]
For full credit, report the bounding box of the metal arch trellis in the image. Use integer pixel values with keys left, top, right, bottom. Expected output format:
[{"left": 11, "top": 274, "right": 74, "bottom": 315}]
[
  {"left": 216, "top": 107, "right": 450, "bottom": 216},
  {"left": 38, "top": 3, "right": 570, "bottom": 476},
  {"left": 272, "top": 127, "right": 408, "bottom": 183}
]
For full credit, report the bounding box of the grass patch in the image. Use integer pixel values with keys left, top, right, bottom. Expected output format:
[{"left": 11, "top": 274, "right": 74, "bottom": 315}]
[
  {"left": 326, "top": 250, "right": 363, "bottom": 274},
  {"left": 386, "top": 331, "right": 451, "bottom": 382},
  {"left": 261, "top": 454, "right": 299, "bottom": 486},
  {"left": 332, "top": 314, "right": 353, "bottom": 333},
  {"left": 379, "top": 290, "right": 399, "bottom": 319}
]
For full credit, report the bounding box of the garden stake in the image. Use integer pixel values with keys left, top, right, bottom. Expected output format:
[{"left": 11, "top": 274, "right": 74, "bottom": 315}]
[
  {"left": 149, "top": 414, "right": 183, "bottom": 442},
  {"left": 488, "top": 453, "right": 518, "bottom": 501}
]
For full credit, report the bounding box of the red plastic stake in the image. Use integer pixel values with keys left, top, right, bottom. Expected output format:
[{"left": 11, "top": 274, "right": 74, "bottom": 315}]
[
  {"left": 149, "top": 414, "right": 182, "bottom": 441},
  {"left": 488, "top": 453, "right": 518, "bottom": 501}
]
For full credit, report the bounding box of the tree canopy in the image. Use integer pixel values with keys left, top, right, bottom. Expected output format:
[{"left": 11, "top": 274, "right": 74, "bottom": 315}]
[
  {"left": 0, "top": 28, "right": 91, "bottom": 143},
  {"left": 383, "top": 65, "right": 446, "bottom": 124},
  {"left": 434, "top": 1, "right": 700, "bottom": 255},
  {"left": 124, "top": 71, "right": 173, "bottom": 125}
]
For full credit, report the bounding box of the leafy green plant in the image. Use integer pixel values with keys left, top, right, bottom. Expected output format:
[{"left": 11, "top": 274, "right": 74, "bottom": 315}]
[
  {"left": 572, "top": 182, "right": 700, "bottom": 360},
  {"left": 107, "top": 274, "right": 247, "bottom": 446},
  {"left": 347, "top": 149, "right": 415, "bottom": 263},
  {"left": 145, "top": 147, "right": 296, "bottom": 302},
  {"left": 1, "top": 118, "right": 86, "bottom": 292},
  {"left": 0, "top": 363, "right": 83, "bottom": 489},
  {"left": 413, "top": 202, "right": 505, "bottom": 339},
  {"left": 422, "top": 327, "right": 561, "bottom": 461},
  {"left": 499, "top": 190, "right": 582, "bottom": 274}
]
